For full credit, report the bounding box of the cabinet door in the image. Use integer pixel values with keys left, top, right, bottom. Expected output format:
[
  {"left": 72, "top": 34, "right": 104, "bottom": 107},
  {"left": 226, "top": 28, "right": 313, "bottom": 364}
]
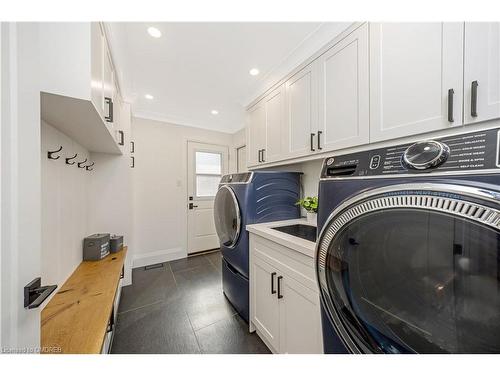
[
  {"left": 251, "top": 256, "right": 280, "bottom": 352},
  {"left": 264, "top": 84, "right": 285, "bottom": 163},
  {"left": 103, "top": 47, "right": 115, "bottom": 126},
  {"left": 247, "top": 101, "right": 266, "bottom": 167},
  {"left": 90, "top": 23, "right": 104, "bottom": 119},
  {"left": 370, "top": 23, "right": 464, "bottom": 142},
  {"left": 464, "top": 22, "right": 500, "bottom": 124},
  {"left": 317, "top": 23, "right": 369, "bottom": 152},
  {"left": 279, "top": 275, "right": 323, "bottom": 354},
  {"left": 284, "top": 63, "right": 318, "bottom": 158}
]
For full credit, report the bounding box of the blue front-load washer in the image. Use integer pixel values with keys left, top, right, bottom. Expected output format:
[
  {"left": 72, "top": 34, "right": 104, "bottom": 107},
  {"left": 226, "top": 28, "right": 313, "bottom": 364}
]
[
  {"left": 316, "top": 127, "right": 500, "bottom": 354},
  {"left": 214, "top": 171, "right": 301, "bottom": 322}
]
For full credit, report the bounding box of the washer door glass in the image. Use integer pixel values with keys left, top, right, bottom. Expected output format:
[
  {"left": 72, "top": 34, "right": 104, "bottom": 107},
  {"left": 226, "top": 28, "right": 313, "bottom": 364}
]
[
  {"left": 322, "top": 208, "right": 500, "bottom": 354},
  {"left": 214, "top": 186, "right": 241, "bottom": 248}
]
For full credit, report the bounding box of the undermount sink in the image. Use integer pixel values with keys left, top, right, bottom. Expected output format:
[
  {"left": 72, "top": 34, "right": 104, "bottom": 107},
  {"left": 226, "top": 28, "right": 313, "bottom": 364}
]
[{"left": 271, "top": 224, "right": 317, "bottom": 243}]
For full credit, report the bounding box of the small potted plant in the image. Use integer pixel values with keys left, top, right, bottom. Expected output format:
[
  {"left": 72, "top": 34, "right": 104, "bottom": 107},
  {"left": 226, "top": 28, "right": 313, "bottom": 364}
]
[{"left": 296, "top": 196, "right": 318, "bottom": 223}]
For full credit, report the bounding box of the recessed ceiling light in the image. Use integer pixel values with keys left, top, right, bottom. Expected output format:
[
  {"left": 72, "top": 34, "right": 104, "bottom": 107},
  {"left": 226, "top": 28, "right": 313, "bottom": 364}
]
[
  {"left": 249, "top": 68, "right": 260, "bottom": 76},
  {"left": 211, "top": 110, "right": 219, "bottom": 115},
  {"left": 145, "top": 94, "right": 154, "bottom": 100},
  {"left": 147, "top": 27, "right": 162, "bottom": 38}
]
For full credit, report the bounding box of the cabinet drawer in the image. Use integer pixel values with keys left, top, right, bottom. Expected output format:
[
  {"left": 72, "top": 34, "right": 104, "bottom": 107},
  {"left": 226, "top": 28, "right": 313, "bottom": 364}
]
[{"left": 250, "top": 234, "right": 317, "bottom": 292}]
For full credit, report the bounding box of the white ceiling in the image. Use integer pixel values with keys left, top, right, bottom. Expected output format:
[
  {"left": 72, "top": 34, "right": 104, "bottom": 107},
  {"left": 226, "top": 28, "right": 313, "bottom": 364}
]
[{"left": 106, "top": 22, "right": 350, "bottom": 134}]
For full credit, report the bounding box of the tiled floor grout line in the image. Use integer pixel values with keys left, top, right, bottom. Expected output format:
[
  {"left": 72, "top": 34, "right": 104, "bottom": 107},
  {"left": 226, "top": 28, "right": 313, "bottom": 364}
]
[
  {"left": 193, "top": 311, "right": 238, "bottom": 333},
  {"left": 205, "top": 255, "right": 218, "bottom": 270},
  {"left": 167, "top": 262, "right": 178, "bottom": 286},
  {"left": 184, "top": 309, "right": 203, "bottom": 353},
  {"left": 170, "top": 264, "right": 208, "bottom": 275},
  {"left": 117, "top": 299, "right": 164, "bottom": 316}
]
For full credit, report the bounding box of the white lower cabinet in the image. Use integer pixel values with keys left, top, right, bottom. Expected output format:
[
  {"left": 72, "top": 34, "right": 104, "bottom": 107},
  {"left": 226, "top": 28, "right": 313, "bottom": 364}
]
[{"left": 249, "top": 234, "right": 323, "bottom": 354}]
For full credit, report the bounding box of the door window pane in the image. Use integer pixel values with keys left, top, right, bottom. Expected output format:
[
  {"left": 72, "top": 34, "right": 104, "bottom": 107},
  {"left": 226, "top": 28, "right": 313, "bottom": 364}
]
[
  {"left": 196, "top": 175, "right": 221, "bottom": 197},
  {"left": 196, "top": 152, "right": 221, "bottom": 175}
]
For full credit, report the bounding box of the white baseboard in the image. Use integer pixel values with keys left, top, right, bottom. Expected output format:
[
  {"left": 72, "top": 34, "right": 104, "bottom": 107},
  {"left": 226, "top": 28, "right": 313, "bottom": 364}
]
[{"left": 132, "top": 247, "right": 186, "bottom": 268}]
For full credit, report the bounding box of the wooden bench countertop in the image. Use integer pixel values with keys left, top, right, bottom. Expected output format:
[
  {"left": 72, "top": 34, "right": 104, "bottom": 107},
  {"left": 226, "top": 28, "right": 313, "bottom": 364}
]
[{"left": 41, "top": 247, "right": 127, "bottom": 354}]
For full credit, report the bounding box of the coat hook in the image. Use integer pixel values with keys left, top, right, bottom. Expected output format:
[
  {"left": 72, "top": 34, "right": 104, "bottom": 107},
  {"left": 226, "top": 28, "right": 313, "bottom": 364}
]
[
  {"left": 77, "top": 158, "right": 88, "bottom": 168},
  {"left": 47, "top": 146, "right": 63, "bottom": 160},
  {"left": 86, "top": 162, "right": 95, "bottom": 171},
  {"left": 65, "top": 153, "right": 78, "bottom": 165}
]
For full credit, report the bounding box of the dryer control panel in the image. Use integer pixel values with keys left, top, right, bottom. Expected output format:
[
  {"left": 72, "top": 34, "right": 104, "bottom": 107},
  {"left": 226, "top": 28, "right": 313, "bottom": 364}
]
[{"left": 321, "top": 128, "right": 500, "bottom": 178}]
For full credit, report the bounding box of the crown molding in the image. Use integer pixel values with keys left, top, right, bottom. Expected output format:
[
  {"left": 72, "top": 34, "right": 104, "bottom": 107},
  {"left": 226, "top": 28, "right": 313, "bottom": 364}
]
[{"left": 243, "top": 22, "right": 359, "bottom": 108}]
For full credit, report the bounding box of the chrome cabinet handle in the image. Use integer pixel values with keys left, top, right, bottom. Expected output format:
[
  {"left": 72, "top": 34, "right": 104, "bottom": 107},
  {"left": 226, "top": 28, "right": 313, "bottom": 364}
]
[
  {"left": 277, "top": 275, "right": 283, "bottom": 299},
  {"left": 317, "top": 131, "right": 323, "bottom": 150},
  {"left": 261, "top": 149, "right": 265, "bottom": 162},
  {"left": 448, "top": 88, "right": 454, "bottom": 123},
  {"left": 471, "top": 80, "right": 478, "bottom": 117},
  {"left": 258, "top": 149, "right": 262, "bottom": 163},
  {"left": 310, "top": 133, "right": 315, "bottom": 152},
  {"left": 271, "top": 272, "right": 277, "bottom": 294}
]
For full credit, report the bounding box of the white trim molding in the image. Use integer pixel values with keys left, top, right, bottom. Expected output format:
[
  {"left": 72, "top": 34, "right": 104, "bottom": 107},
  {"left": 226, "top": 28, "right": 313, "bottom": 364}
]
[{"left": 132, "top": 247, "right": 185, "bottom": 268}]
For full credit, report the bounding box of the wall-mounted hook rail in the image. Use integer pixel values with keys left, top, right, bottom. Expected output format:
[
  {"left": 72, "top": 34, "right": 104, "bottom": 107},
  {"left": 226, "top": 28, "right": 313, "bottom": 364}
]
[
  {"left": 86, "top": 162, "right": 95, "bottom": 171},
  {"left": 77, "top": 158, "right": 88, "bottom": 168},
  {"left": 65, "top": 153, "right": 78, "bottom": 165},
  {"left": 47, "top": 146, "right": 63, "bottom": 160}
]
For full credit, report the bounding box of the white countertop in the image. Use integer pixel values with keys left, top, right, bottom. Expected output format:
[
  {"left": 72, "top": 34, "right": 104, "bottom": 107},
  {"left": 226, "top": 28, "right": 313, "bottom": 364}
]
[{"left": 246, "top": 218, "right": 317, "bottom": 258}]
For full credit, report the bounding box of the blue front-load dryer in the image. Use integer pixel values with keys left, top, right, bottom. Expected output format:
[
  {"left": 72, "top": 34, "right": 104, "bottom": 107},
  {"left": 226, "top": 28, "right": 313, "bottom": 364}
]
[
  {"left": 316, "top": 127, "right": 500, "bottom": 354},
  {"left": 214, "top": 171, "right": 301, "bottom": 322}
]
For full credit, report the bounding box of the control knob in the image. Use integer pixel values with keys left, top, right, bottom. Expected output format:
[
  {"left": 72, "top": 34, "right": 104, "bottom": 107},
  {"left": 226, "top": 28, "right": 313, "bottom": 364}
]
[{"left": 402, "top": 140, "right": 450, "bottom": 170}]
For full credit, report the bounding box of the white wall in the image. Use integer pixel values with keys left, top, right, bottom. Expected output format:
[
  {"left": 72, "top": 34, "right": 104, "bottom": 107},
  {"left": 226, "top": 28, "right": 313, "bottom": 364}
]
[
  {"left": 41, "top": 121, "right": 90, "bottom": 289},
  {"left": 131, "top": 117, "right": 233, "bottom": 267}
]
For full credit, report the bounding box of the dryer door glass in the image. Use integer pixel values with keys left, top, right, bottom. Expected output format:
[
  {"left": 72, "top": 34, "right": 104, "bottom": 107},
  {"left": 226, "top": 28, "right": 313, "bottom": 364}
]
[
  {"left": 214, "top": 186, "right": 241, "bottom": 248},
  {"left": 317, "top": 192, "right": 500, "bottom": 353}
]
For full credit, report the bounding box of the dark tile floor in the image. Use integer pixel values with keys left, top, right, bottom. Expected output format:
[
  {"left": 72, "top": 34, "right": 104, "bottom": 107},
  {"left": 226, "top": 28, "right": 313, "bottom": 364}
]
[{"left": 111, "top": 250, "right": 270, "bottom": 354}]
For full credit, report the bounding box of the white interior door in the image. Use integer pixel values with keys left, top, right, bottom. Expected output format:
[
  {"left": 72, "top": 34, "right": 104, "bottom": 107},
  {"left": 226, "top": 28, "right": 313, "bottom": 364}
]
[
  {"left": 187, "top": 141, "right": 228, "bottom": 254},
  {"left": 1, "top": 23, "right": 43, "bottom": 351}
]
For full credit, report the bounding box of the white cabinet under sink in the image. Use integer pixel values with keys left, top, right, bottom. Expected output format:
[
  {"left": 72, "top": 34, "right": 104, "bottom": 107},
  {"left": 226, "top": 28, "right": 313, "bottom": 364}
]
[{"left": 249, "top": 233, "right": 323, "bottom": 354}]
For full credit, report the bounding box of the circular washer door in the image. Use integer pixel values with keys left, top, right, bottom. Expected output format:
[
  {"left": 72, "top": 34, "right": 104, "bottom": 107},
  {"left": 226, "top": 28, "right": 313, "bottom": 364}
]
[
  {"left": 214, "top": 185, "right": 241, "bottom": 248},
  {"left": 316, "top": 183, "right": 500, "bottom": 354}
]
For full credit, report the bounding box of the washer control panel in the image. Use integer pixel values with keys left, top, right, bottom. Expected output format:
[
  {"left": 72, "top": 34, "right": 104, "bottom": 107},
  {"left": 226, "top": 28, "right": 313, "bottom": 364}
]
[{"left": 321, "top": 128, "right": 500, "bottom": 178}]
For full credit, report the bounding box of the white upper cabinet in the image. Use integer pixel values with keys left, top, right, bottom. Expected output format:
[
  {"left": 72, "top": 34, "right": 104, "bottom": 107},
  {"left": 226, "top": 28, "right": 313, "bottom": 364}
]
[
  {"left": 464, "top": 23, "right": 500, "bottom": 124},
  {"left": 91, "top": 23, "right": 105, "bottom": 120},
  {"left": 247, "top": 101, "right": 266, "bottom": 167},
  {"left": 317, "top": 23, "right": 369, "bottom": 152},
  {"left": 284, "top": 63, "right": 318, "bottom": 158},
  {"left": 39, "top": 22, "right": 122, "bottom": 154},
  {"left": 369, "top": 23, "right": 464, "bottom": 142},
  {"left": 103, "top": 48, "right": 116, "bottom": 126},
  {"left": 264, "top": 84, "right": 285, "bottom": 163}
]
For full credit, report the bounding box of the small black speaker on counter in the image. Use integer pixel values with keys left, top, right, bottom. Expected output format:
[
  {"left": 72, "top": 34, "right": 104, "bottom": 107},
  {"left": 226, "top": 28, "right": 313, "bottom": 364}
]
[{"left": 110, "top": 235, "right": 124, "bottom": 253}]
